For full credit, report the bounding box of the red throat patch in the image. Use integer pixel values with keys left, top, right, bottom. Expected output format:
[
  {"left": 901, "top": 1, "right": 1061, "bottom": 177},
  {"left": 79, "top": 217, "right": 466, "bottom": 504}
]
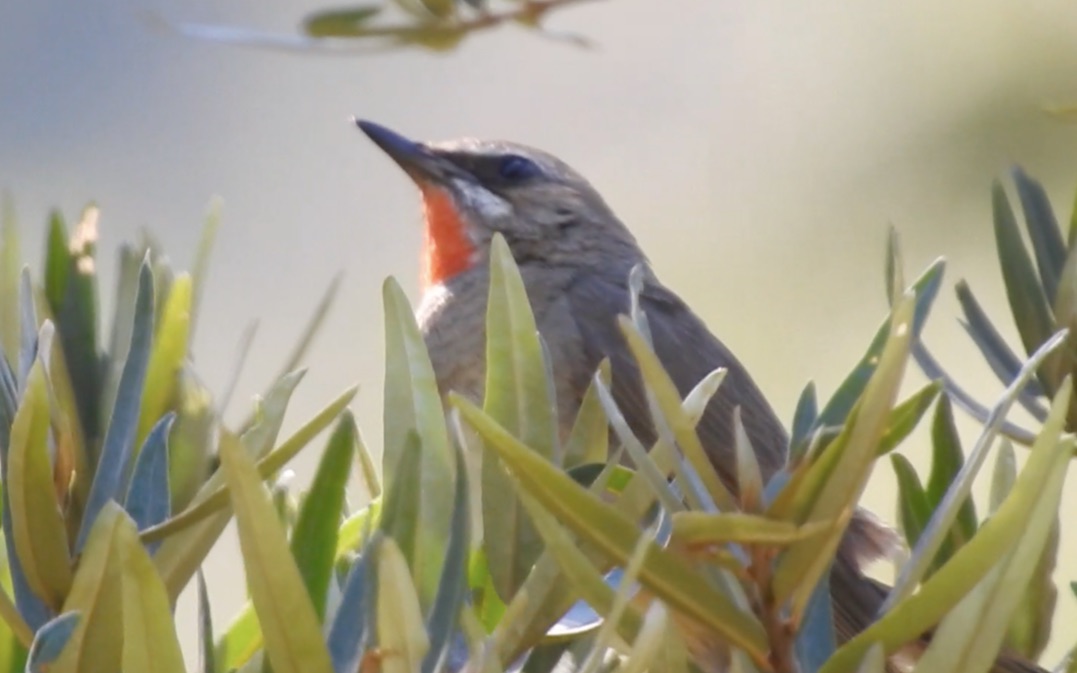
[{"left": 419, "top": 185, "right": 475, "bottom": 290}]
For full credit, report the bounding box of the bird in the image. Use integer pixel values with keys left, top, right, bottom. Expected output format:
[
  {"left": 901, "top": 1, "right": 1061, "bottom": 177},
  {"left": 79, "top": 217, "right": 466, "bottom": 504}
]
[{"left": 355, "top": 119, "right": 1043, "bottom": 673}]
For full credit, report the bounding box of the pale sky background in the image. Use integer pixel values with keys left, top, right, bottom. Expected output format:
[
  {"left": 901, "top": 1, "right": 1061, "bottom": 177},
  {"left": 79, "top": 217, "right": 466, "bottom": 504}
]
[{"left": 4, "top": 0, "right": 1077, "bottom": 666}]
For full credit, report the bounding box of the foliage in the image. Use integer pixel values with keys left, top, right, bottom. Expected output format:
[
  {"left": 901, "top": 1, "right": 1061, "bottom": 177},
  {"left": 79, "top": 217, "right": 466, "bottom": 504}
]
[
  {"left": 165, "top": 0, "right": 597, "bottom": 55},
  {"left": 0, "top": 167, "right": 1072, "bottom": 673}
]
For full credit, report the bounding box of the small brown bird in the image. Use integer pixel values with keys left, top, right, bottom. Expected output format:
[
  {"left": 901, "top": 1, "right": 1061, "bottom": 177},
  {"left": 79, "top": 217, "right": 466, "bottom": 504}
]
[{"left": 356, "top": 120, "right": 1043, "bottom": 673}]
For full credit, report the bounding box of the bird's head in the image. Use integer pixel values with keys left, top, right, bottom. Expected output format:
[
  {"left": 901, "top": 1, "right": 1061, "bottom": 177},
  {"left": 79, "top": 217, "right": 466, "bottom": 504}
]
[{"left": 356, "top": 120, "right": 643, "bottom": 290}]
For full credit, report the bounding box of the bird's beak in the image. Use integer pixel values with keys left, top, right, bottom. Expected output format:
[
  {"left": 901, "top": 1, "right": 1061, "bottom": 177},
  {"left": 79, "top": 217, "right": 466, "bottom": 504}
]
[{"left": 355, "top": 119, "right": 453, "bottom": 185}]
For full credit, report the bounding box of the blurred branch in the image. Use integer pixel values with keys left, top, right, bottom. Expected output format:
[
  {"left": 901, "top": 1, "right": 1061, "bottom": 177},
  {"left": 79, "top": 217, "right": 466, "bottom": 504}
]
[{"left": 152, "top": 0, "right": 602, "bottom": 55}]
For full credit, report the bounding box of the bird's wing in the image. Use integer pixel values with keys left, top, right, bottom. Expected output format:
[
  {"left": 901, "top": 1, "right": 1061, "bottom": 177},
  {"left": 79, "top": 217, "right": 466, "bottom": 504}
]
[{"left": 563, "top": 268, "right": 789, "bottom": 490}]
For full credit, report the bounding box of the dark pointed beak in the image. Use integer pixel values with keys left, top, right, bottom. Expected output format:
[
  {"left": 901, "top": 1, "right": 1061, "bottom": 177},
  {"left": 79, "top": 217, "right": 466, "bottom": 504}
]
[{"left": 355, "top": 119, "right": 450, "bottom": 184}]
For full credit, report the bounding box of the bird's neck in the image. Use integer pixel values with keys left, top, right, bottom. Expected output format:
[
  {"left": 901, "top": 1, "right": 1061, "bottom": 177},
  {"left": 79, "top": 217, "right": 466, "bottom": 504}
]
[{"left": 420, "top": 186, "right": 475, "bottom": 291}]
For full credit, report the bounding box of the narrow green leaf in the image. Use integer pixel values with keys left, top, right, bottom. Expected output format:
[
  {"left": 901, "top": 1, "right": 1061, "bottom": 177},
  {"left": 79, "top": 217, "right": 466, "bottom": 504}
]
[
  {"left": 137, "top": 273, "right": 191, "bottom": 449},
  {"left": 124, "top": 413, "right": 175, "bottom": 551},
  {"left": 501, "top": 487, "right": 640, "bottom": 656},
  {"left": 8, "top": 360, "right": 72, "bottom": 610},
  {"left": 152, "top": 376, "right": 347, "bottom": 602},
  {"left": 956, "top": 281, "right": 1046, "bottom": 407},
  {"left": 327, "top": 533, "right": 379, "bottom": 673},
  {"left": 789, "top": 382, "right": 818, "bottom": 459},
  {"left": 452, "top": 395, "right": 769, "bottom": 666},
  {"left": 197, "top": 571, "right": 216, "bottom": 673},
  {"left": 913, "top": 429, "right": 1068, "bottom": 673},
  {"left": 54, "top": 206, "right": 100, "bottom": 449},
  {"left": 876, "top": 381, "right": 940, "bottom": 456},
  {"left": 376, "top": 539, "right": 430, "bottom": 673},
  {"left": 576, "top": 519, "right": 655, "bottom": 673},
  {"left": 1004, "top": 515, "right": 1057, "bottom": 659},
  {"left": 189, "top": 199, "right": 220, "bottom": 343},
  {"left": 116, "top": 513, "right": 186, "bottom": 673},
  {"left": 53, "top": 503, "right": 125, "bottom": 673},
  {"left": 0, "top": 352, "right": 49, "bottom": 631},
  {"left": 482, "top": 235, "right": 555, "bottom": 598},
  {"left": 671, "top": 512, "right": 823, "bottom": 547},
  {"left": 290, "top": 411, "right": 356, "bottom": 618},
  {"left": 335, "top": 501, "right": 381, "bottom": 562},
  {"left": 100, "top": 244, "right": 143, "bottom": 444},
  {"left": 616, "top": 603, "right": 670, "bottom": 673},
  {"left": 988, "top": 440, "right": 1016, "bottom": 514},
  {"left": 993, "top": 181, "right": 1057, "bottom": 360},
  {"left": 821, "top": 379, "right": 1073, "bottom": 673},
  {"left": 563, "top": 360, "right": 610, "bottom": 469},
  {"left": 0, "top": 195, "right": 20, "bottom": 362},
  {"left": 775, "top": 294, "right": 914, "bottom": 609},
  {"left": 219, "top": 432, "right": 335, "bottom": 673},
  {"left": 380, "top": 430, "right": 421, "bottom": 568},
  {"left": 214, "top": 603, "right": 261, "bottom": 673},
  {"left": 796, "top": 568, "right": 837, "bottom": 673},
  {"left": 42, "top": 212, "right": 70, "bottom": 317},
  {"left": 887, "top": 329, "right": 1068, "bottom": 610},
  {"left": 824, "top": 258, "right": 943, "bottom": 432},
  {"left": 17, "top": 271, "right": 36, "bottom": 385},
  {"left": 616, "top": 317, "right": 736, "bottom": 512},
  {"left": 0, "top": 574, "right": 33, "bottom": 649},
  {"left": 77, "top": 259, "right": 154, "bottom": 553},
  {"left": 303, "top": 5, "right": 382, "bottom": 37},
  {"left": 927, "top": 395, "right": 977, "bottom": 545},
  {"left": 1012, "top": 166, "right": 1066, "bottom": 304},
  {"left": 144, "top": 382, "right": 355, "bottom": 544},
  {"left": 167, "top": 372, "right": 216, "bottom": 510},
  {"left": 354, "top": 426, "right": 381, "bottom": 500},
  {"left": 592, "top": 375, "right": 683, "bottom": 515},
  {"left": 889, "top": 454, "right": 931, "bottom": 552},
  {"left": 682, "top": 368, "right": 727, "bottom": 427},
  {"left": 382, "top": 277, "right": 453, "bottom": 604},
  {"left": 422, "top": 445, "right": 470, "bottom": 673},
  {"left": 25, "top": 612, "right": 79, "bottom": 673},
  {"left": 733, "top": 408, "right": 763, "bottom": 510}
]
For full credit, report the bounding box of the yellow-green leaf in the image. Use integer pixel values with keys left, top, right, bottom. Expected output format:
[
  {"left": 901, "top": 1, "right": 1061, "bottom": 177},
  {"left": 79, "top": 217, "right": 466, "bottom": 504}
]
[
  {"left": 564, "top": 360, "right": 611, "bottom": 468},
  {"left": 376, "top": 539, "right": 430, "bottom": 673},
  {"left": 382, "top": 277, "right": 454, "bottom": 604},
  {"left": 482, "top": 235, "right": 555, "bottom": 598},
  {"left": 215, "top": 603, "right": 261, "bottom": 673},
  {"left": 671, "top": 512, "right": 825, "bottom": 547},
  {"left": 219, "top": 432, "right": 334, "bottom": 673},
  {"left": 8, "top": 360, "right": 72, "bottom": 610},
  {"left": 617, "top": 317, "right": 737, "bottom": 512},
  {"left": 822, "top": 379, "right": 1073, "bottom": 673},
  {"left": 774, "top": 294, "right": 913, "bottom": 612},
  {"left": 453, "top": 395, "right": 768, "bottom": 667},
  {"left": 52, "top": 503, "right": 125, "bottom": 673},
  {"left": 117, "top": 514, "right": 185, "bottom": 673},
  {"left": 137, "top": 273, "right": 191, "bottom": 449}
]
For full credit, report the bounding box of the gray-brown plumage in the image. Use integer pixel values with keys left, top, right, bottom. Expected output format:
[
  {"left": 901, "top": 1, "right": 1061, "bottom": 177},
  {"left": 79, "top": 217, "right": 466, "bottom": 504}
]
[{"left": 356, "top": 120, "right": 1044, "bottom": 673}]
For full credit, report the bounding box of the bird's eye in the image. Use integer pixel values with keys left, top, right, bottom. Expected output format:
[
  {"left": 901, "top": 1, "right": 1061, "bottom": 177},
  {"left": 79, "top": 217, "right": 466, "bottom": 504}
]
[{"left": 497, "top": 154, "right": 541, "bottom": 182}]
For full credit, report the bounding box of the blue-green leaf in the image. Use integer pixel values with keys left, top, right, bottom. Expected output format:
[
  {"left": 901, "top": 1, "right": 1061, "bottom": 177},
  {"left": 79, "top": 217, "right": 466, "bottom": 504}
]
[
  {"left": 327, "top": 533, "right": 380, "bottom": 673},
  {"left": 421, "top": 444, "right": 469, "bottom": 673},
  {"left": 197, "top": 571, "right": 215, "bottom": 673},
  {"left": 992, "top": 181, "right": 1057, "bottom": 361},
  {"left": 77, "top": 259, "right": 154, "bottom": 553},
  {"left": 1012, "top": 167, "right": 1065, "bottom": 304},
  {"left": 124, "top": 413, "right": 175, "bottom": 553},
  {"left": 25, "top": 611, "right": 80, "bottom": 673}
]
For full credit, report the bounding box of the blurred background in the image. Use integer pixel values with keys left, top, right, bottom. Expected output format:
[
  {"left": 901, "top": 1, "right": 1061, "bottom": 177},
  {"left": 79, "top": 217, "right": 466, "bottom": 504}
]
[{"left": 4, "top": 0, "right": 1077, "bottom": 665}]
